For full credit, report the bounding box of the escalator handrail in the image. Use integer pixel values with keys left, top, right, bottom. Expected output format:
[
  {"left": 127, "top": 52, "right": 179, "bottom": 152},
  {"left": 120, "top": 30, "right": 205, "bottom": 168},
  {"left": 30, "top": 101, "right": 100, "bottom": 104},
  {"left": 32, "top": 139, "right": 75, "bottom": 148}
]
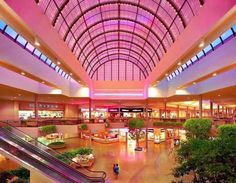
[
  {"left": 0, "top": 121, "right": 106, "bottom": 180},
  {"left": 0, "top": 127, "right": 105, "bottom": 182},
  {"left": 0, "top": 138, "right": 80, "bottom": 183}
]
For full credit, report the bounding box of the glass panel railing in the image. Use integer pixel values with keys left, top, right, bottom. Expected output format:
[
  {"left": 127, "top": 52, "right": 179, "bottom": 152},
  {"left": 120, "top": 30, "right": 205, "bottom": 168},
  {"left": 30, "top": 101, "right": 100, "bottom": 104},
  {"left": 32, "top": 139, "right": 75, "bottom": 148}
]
[{"left": 0, "top": 121, "right": 106, "bottom": 182}]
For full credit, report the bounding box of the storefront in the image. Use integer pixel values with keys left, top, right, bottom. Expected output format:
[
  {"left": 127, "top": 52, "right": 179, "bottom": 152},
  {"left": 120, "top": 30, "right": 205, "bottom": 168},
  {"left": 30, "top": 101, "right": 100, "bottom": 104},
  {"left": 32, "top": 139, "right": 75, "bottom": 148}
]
[{"left": 19, "top": 102, "right": 64, "bottom": 119}]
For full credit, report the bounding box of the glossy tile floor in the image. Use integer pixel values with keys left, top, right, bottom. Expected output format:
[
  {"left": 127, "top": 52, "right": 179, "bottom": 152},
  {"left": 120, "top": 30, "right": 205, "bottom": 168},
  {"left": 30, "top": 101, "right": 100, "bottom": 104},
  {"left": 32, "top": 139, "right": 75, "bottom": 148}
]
[{"left": 60, "top": 138, "right": 192, "bottom": 183}]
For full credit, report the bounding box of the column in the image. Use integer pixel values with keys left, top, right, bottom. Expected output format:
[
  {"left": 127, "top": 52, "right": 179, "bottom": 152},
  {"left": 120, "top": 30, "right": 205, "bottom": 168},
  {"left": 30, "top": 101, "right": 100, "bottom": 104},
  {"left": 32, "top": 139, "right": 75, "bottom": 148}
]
[
  {"left": 186, "top": 106, "right": 189, "bottom": 119},
  {"left": 164, "top": 101, "right": 167, "bottom": 119},
  {"left": 210, "top": 101, "right": 213, "bottom": 117},
  {"left": 177, "top": 105, "right": 180, "bottom": 120},
  {"left": 218, "top": 107, "right": 220, "bottom": 117},
  {"left": 199, "top": 95, "right": 203, "bottom": 118},
  {"left": 88, "top": 98, "right": 92, "bottom": 120},
  {"left": 145, "top": 99, "right": 148, "bottom": 149},
  {"left": 34, "top": 94, "right": 38, "bottom": 121}
]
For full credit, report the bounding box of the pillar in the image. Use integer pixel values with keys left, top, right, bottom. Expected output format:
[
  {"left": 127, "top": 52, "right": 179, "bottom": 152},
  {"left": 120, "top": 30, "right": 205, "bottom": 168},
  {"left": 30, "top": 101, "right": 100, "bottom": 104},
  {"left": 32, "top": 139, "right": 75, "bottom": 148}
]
[
  {"left": 34, "top": 94, "right": 38, "bottom": 120},
  {"left": 164, "top": 101, "right": 167, "bottom": 119},
  {"left": 145, "top": 99, "right": 148, "bottom": 149},
  {"left": 210, "top": 101, "right": 213, "bottom": 117},
  {"left": 186, "top": 106, "right": 189, "bottom": 119},
  {"left": 88, "top": 98, "right": 92, "bottom": 120},
  {"left": 177, "top": 105, "right": 180, "bottom": 119},
  {"left": 199, "top": 95, "right": 203, "bottom": 118},
  {"left": 217, "top": 105, "right": 220, "bottom": 118}
]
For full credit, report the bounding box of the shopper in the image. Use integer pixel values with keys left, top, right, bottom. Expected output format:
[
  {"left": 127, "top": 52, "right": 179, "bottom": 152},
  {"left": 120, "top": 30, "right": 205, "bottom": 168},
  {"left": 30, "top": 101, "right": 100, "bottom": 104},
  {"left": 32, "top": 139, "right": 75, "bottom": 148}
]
[{"left": 113, "top": 163, "right": 120, "bottom": 178}]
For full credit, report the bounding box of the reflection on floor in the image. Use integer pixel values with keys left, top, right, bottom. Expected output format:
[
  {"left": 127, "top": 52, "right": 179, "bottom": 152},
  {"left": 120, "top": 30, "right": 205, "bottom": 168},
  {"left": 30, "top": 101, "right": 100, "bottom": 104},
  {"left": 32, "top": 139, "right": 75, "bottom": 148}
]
[{"left": 60, "top": 138, "right": 192, "bottom": 183}]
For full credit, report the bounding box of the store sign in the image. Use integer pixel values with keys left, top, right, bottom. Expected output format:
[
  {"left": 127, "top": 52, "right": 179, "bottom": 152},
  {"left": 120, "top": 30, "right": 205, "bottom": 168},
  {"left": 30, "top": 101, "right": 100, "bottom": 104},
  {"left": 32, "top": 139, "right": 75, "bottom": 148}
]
[
  {"left": 120, "top": 108, "right": 144, "bottom": 112},
  {"left": 108, "top": 108, "right": 152, "bottom": 113},
  {"left": 19, "top": 102, "right": 64, "bottom": 110},
  {"left": 108, "top": 108, "right": 119, "bottom": 112}
]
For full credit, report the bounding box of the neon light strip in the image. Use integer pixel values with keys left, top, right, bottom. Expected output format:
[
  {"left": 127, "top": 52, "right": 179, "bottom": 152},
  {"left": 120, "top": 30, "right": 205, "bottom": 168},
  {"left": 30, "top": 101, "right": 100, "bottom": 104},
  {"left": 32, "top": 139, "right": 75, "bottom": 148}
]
[{"left": 94, "top": 93, "right": 143, "bottom": 96}]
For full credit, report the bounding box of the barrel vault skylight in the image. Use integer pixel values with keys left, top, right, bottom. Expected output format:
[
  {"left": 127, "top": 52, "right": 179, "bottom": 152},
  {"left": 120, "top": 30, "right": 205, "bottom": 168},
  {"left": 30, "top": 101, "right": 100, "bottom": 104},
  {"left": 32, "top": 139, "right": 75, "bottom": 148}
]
[{"left": 36, "top": 0, "right": 204, "bottom": 81}]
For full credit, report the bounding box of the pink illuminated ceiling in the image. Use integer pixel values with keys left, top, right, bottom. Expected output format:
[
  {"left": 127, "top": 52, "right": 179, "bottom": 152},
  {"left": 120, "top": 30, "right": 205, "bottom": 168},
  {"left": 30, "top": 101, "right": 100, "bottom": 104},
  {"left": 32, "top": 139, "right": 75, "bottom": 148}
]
[{"left": 36, "top": 0, "right": 204, "bottom": 81}]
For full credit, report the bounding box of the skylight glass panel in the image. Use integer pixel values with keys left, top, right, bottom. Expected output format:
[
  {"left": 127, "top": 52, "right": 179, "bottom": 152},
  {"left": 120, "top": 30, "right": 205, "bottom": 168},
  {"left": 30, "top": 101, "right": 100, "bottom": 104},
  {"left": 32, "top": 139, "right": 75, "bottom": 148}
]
[
  {"left": 46, "top": 58, "right": 52, "bottom": 65},
  {"left": 232, "top": 25, "right": 236, "bottom": 32},
  {"left": 211, "top": 38, "right": 222, "bottom": 48},
  {"left": 51, "top": 62, "right": 56, "bottom": 68},
  {"left": 186, "top": 60, "right": 192, "bottom": 66},
  {"left": 5, "top": 26, "right": 18, "bottom": 39},
  {"left": 55, "top": 66, "right": 60, "bottom": 72},
  {"left": 221, "top": 29, "right": 233, "bottom": 41},
  {"left": 33, "top": 49, "right": 41, "bottom": 57},
  {"left": 16, "top": 35, "right": 27, "bottom": 46},
  {"left": 58, "top": 69, "right": 63, "bottom": 75},
  {"left": 182, "top": 64, "right": 187, "bottom": 69},
  {"left": 40, "top": 54, "right": 47, "bottom": 62},
  {"left": 203, "top": 44, "right": 212, "bottom": 54},
  {"left": 191, "top": 55, "right": 198, "bottom": 62},
  {"left": 0, "top": 19, "right": 6, "bottom": 30},
  {"left": 25, "top": 43, "right": 35, "bottom": 52},
  {"left": 197, "top": 51, "right": 204, "bottom": 59}
]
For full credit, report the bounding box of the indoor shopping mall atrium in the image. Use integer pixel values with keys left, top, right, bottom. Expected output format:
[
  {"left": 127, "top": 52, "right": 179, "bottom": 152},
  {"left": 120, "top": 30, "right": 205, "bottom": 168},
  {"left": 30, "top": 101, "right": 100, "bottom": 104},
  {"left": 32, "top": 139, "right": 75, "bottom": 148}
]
[{"left": 0, "top": 0, "right": 236, "bottom": 182}]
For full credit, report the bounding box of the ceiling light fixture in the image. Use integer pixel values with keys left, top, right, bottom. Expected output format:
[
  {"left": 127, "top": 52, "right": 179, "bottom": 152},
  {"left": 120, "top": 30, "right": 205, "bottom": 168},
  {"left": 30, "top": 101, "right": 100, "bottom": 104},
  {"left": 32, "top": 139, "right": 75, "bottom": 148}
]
[
  {"left": 177, "top": 62, "right": 182, "bottom": 66},
  {"left": 34, "top": 40, "right": 40, "bottom": 46},
  {"left": 41, "top": 81, "right": 45, "bottom": 84},
  {"left": 21, "top": 72, "right": 25, "bottom": 76},
  {"left": 212, "top": 73, "right": 217, "bottom": 77},
  {"left": 193, "top": 82, "right": 196, "bottom": 85},
  {"left": 57, "top": 61, "right": 61, "bottom": 65},
  {"left": 69, "top": 73, "right": 73, "bottom": 76},
  {"left": 218, "top": 94, "right": 221, "bottom": 97},
  {"left": 199, "top": 41, "right": 205, "bottom": 48},
  {"left": 165, "top": 73, "right": 168, "bottom": 76}
]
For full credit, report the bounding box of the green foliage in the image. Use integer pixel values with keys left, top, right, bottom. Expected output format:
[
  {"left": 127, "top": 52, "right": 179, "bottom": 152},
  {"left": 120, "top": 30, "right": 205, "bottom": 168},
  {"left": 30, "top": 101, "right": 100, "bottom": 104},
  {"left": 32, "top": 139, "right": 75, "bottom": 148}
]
[
  {"left": 218, "top": 124, "right": 236, "bottom": 139},
  {"left": 56, "top": 147, "right": 93, "bottom": 164},
  {"left": 0, "top": 167, "right": 30, "bottom": 183},
  {"left": 128, "top": 118, "right": 145, "bottom": 148},
  {"left": 153, "top": 121, "right": 183, "bottom": 127},
  {"left": 9, "top": 167, "right": 30, "bottom": 181},
  {"left": 48, "top": 141, "right": 65, "bottom": 146},
  {"left": 39, "top": 125, "right": 56, "bottom": 134},
  {"left": 173, "top": 138, "right": 236, "bottom": 182},
  {"left": 128, "top": 118, "right": 144, "bottom": 129},
  {"left": 3, "top": 126, "right": 12, "bottom": 131},
  {"left": 80, "top": 124, "right": 88, "bottom": 130},
  {"left": 173, "top": 122, "right": 236, "bottom": 182},
  {"left": 184, "top": 118, "right": 212, "bottom": 139}
]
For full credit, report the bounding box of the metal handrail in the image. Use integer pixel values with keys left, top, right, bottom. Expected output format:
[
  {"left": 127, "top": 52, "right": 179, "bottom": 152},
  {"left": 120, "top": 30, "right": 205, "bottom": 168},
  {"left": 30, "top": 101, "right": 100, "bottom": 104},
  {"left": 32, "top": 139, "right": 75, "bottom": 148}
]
[{"left": 0, "top": 121, "right": 106, "bottom": 181}]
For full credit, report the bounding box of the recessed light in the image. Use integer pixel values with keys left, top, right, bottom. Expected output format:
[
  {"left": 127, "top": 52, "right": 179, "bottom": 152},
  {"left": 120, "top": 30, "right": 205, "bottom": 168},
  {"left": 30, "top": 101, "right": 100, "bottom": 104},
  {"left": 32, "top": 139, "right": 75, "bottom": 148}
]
[
  {"left": 57, "top": 61, "right": 61, "bottom": 65},
  {"left": 34, "top": 40, "right": 40, "bottom": 46},
  {"left": 212, "top": 73, "right": 217, "bottom": 77},
  {"left": 199, "top": 41, "right": 205, "bottom": 48},
  {"left": 18, "top": 94, "right": 21, "bottom": 96},
  {"left": 218, "top": 94, "right": 221, "bottom": 97},
  {"left": 41, "top": 81, "right": 45, "bottom": 84},
  {"left": 177, "top": 62, "right": 182, "bottom": 66},
  {"left": 21, "top": 72, "right": 25, "bottom": 76},
  {"left": 165, "top": 73, "right": 168, "bottom": 76},
  {"left": 69, "top": 73, "right": 73, "bottom": 76},
  {"left": 193, "top": 82, "right": 196, "bottom": 85},
  {"left": 13, "top": 96, "right": 17, "bottom": 99}
]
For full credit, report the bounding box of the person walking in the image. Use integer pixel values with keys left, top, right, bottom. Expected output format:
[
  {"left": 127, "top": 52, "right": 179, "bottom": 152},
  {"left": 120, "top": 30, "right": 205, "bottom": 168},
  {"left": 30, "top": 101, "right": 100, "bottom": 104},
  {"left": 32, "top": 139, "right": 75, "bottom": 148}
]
[{"left": 113, "top": 163, "right": 120, "bottom": 178}]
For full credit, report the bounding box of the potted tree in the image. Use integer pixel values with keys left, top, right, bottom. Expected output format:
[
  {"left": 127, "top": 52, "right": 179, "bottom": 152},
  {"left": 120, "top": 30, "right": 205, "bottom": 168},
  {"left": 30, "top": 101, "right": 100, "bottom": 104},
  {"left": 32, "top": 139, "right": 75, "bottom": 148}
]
[{"left": 128, "top": 118, "right": 145, "bottom": 151}]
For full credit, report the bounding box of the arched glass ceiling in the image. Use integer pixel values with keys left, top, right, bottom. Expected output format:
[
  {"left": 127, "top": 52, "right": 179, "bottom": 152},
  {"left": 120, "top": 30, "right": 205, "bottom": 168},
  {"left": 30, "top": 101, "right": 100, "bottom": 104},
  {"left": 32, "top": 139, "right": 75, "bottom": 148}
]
[{"left": 36, "top": 0, "right": 204, "bottom": 81}]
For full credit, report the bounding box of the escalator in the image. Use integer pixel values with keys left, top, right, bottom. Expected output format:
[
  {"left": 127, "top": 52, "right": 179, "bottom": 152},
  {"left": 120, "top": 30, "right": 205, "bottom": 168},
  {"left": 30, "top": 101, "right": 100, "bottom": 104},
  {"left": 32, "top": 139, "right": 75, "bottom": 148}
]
[{"left": 0, "top": 123, "right": 106, "bottom": 183}]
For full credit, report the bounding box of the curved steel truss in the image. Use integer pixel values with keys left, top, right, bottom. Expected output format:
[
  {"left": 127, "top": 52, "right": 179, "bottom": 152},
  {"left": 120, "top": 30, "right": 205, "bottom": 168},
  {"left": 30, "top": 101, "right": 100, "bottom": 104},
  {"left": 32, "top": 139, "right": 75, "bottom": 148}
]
[{"left": 36, "top": 0, "right": 204, "bottom": 81}]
